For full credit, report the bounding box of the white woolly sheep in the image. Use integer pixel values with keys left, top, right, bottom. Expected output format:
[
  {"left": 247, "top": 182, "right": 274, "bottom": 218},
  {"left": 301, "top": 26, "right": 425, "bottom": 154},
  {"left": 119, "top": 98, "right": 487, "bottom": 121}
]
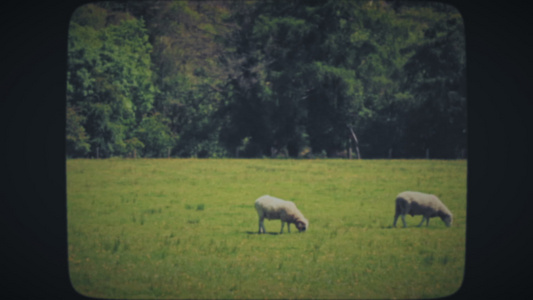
[
  {"left": 393, "top": 191, "right": 453, "bottom": 228},
  {"left": 254, "top": 195, "right": 309, "bottom": 234}
]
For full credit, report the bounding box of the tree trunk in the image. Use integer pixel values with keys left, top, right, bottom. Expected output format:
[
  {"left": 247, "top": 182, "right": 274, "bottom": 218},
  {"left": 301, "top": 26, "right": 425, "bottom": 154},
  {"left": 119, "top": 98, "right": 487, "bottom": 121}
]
[{"left": 348, "top": 126, "right": 361, "bottom": 159}]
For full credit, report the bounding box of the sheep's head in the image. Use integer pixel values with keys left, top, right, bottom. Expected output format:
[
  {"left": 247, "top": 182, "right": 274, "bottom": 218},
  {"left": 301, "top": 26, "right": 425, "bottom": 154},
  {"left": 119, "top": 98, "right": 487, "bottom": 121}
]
[
  {"left": 296, "top": 220, "right": 308, "bottom": 232},
  {"left": 437, "top": 209, "right": 453, "bottom": 227},
  {"left": 441, "top": 214, "right": 453, "bottom": 227}
]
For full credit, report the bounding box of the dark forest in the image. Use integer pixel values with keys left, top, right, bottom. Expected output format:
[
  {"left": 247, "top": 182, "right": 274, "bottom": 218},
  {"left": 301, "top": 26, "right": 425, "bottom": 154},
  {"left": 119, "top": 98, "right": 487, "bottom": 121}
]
[{"left": 66, "top": 0, "right": 466, "bottom": 159}]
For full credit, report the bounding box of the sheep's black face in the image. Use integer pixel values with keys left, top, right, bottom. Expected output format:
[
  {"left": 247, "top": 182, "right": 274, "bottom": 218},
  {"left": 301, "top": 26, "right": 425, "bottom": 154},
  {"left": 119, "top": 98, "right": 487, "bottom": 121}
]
[
  {"left": 296, "top": 221, "right": 307, "bottom": 232},
  {"left": 442, "top": 215, "right": 452, "bottom": 227}
]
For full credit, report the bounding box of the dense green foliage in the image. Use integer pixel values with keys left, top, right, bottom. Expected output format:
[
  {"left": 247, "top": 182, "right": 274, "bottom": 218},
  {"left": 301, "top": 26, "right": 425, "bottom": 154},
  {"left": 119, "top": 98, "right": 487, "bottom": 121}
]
[
  {"left": 66, "top": 1, "right": 466, "bottom": 158},
  {"left": 67, "top": 158, "right": 466, "bottom": 298}
]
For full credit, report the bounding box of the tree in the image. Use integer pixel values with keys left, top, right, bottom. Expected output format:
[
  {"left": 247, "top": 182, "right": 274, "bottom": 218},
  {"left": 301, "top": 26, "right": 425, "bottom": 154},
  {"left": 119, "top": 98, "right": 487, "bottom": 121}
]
[
  {"left": 135, "top": 113, "right": 176, "bottom": 157},
  {"left": 66, "top": 107, "right": 90, "bottom": 157},
  {"left": 216, "top": 0, "right": 276, "bottom": 157},
  {"left": 221, "top": 0, "right": 388, "bottom": 157},
  {"left": 67, "top": 3, "right": 156, "bottom": 157},
  {"left": 146, "top": 0, "right": 231, "bottom": 157},
  {"left": 400, "top": 3, "right": 466, "bottom": 158},
  {"left": 65, "top": 1, "right": 466, "bottom": 159}
]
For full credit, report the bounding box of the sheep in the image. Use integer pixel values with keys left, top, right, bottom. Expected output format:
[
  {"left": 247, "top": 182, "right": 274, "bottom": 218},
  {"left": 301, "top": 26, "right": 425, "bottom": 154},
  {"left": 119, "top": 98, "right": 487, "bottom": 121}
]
[
  {"left": 393, "top": 191, "right": 453, "bottom": 228},
  {"left": 254, "top": 195, "right": 309, "bottom": 234}
]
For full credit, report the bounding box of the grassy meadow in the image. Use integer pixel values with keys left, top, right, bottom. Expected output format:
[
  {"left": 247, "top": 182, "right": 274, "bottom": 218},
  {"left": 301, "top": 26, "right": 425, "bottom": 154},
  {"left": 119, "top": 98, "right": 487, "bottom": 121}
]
[{"left": 67, "top": 158, "right": 466, "bottom": 299}]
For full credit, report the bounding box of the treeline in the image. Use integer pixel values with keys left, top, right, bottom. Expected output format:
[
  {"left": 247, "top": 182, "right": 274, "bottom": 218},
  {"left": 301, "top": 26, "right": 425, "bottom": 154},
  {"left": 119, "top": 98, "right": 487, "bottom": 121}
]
[{"left": 66, "top": 0, "right": 466, "bottom": 159}]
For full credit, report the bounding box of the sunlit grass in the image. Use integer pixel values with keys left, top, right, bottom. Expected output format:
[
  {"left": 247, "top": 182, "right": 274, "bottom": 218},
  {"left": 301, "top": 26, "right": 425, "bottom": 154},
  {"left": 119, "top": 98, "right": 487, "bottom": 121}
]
[{"left": 67, "top": 158, "right": 466, "bottom": 299}]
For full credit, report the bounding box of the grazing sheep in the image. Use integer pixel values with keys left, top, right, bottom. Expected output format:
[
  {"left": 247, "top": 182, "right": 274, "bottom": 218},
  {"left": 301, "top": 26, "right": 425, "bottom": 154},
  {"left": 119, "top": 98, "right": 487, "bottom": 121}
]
[
  {"left": 255, "top": 195, "right": 309, "bottom": 234},
  {"left": 393, "top": 191, "right": 453, "bottom": 228}
]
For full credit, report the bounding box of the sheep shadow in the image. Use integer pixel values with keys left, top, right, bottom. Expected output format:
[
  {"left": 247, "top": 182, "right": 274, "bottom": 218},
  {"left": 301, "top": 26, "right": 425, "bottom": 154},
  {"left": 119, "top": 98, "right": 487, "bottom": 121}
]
[
  {"left": 381, "top": 225, "right": 443, "bottom": 229},
  {"left": 381, "top": 225, "right": 416, "bottom": 229},
  {"left": 245, "top": 231, "right": 280, "bottom": 235}
]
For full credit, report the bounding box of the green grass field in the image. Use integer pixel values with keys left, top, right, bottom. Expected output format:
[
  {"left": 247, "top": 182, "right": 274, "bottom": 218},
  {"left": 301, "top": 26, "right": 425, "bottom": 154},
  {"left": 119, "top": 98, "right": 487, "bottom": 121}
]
[{"left": 67, "top": 158, "right": 466, "bottom": 299}]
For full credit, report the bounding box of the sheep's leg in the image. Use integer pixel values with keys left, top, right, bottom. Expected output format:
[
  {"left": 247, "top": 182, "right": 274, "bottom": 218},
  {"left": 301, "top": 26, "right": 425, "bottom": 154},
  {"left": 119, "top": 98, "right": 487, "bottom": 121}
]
[
  {"left": 426, "top": 217, "right": 430, "bottom": 227},
  {"left": 287, "top": 223, "right": 291, "bottom": 233},
  {"left": 280, "top": 221, "right": 285, "bottom": 234},
  {"left": 258, "top": 217, "right": 265, "bottom": 234},
  {"left": 417, "top": 216, "right": 426, "bottom": 227},
  {"left": 396, "top": 200, "right": 408, "bottom": 228}
]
